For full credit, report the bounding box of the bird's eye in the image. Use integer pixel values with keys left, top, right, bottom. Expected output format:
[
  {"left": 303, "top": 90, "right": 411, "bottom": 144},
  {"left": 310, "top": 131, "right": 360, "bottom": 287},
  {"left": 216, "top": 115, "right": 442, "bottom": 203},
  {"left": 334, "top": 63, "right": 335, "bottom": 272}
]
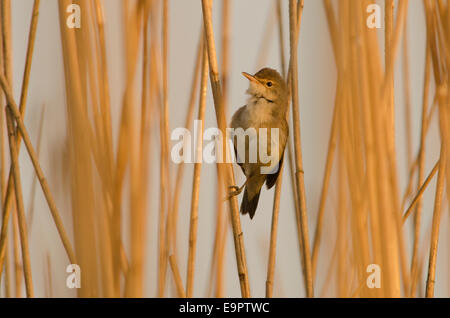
[{"left": 267, "top": 81, "right": 273, "bottom": 87}]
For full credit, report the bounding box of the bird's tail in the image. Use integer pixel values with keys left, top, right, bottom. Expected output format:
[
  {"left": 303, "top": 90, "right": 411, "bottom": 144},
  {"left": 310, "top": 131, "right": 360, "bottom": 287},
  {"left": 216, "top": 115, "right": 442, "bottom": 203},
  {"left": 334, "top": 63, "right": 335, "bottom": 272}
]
[{"left": 240, "top": 186, "right": 262, "bottom": 219}]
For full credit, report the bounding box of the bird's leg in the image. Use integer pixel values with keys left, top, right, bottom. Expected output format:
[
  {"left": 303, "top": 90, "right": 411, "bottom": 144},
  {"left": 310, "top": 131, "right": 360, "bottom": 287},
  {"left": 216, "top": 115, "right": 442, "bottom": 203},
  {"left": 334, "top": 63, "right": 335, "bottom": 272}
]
[{"left": 225, "top": 178, "right": 249, "bottom": 201}]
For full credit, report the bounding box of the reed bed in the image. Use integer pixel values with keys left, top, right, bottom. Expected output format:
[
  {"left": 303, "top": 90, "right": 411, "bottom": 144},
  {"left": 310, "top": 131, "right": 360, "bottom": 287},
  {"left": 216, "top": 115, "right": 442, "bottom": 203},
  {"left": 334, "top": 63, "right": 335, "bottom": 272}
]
[{"left": 0, "top": 0, "right": 448, "bottom": 298}]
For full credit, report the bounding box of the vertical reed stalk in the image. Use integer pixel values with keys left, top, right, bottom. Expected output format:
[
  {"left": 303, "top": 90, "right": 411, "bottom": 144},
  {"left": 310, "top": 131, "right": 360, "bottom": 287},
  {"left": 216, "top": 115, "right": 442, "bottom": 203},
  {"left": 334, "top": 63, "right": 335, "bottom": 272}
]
[
  {"left": 26, "top": 107, "right": 45, "bottom": 231},
  {"left": 410, "top": 42, "right": 431, "bottom": 296},
  {"left": 207, "top": 0, "right": 231, "bottom": 297},
  {"left": 5, "top": 106, "right": 33, "bottom": 297},
  {"left": 0, "top": 0, "right": 10, "bottom": 292},
  {"left": 157, "top": 0, "right": 171, "bottom": 297},
  {"left": 186, "top": 43, "right": 208, "bottom": 298},
  {"left": 169, "top": 255, "right": 186, "bottom": 298},
  {"left": 168, "top": 31, "right": 203, "bottom": 274},
  {"left": 288, "top": 0, "right": 313, "bottom": 298},
  {"left": 12, "top": 210, "right": 22, "bottom": 297},
  {"left": 425, "top": 145, "right": 446, "bottom": 297},
  {"left": 201, "top": 0, "right": 251, "bottom": 298},
  {"left": 265, "top": 157, "right": 284, "bottom": 298}
]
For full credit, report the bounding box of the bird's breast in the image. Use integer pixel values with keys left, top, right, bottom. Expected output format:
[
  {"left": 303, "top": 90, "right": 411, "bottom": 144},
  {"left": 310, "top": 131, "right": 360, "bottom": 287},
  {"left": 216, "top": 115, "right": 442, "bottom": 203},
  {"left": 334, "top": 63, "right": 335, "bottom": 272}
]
[{"left": 246, "top": 97, "right": 276, "bottom": 126}]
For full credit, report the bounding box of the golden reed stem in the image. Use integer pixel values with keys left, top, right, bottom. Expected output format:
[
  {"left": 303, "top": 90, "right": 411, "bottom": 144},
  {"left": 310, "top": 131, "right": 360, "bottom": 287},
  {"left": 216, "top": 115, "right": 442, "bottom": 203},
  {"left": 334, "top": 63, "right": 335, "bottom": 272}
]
[{"left": 201, "top": 0, "right": 251, "bottom": 298}]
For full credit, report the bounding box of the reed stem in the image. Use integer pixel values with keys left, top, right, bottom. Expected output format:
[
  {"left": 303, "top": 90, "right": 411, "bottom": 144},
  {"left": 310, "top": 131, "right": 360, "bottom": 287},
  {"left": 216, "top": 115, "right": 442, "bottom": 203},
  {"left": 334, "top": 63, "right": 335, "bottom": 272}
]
[{"left": 201, "top": 0, "right": 250, "bottom": 298}]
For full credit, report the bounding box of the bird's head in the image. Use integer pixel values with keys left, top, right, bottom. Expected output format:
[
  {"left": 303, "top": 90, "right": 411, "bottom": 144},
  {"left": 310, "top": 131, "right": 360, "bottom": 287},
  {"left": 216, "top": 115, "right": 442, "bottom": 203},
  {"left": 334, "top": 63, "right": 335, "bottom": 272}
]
[{"left": 242, "top": 68, "right": 287, "bottom": 104}]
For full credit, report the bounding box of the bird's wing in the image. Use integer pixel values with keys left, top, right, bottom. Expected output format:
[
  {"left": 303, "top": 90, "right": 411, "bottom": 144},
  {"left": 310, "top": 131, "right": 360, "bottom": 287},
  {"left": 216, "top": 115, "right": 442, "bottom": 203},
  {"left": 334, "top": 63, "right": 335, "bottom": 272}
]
[
  {"left": 230, "top": 105, "right": 247, "bottom": 169},
  {"left": 265, "top": 118, "right": 288, "bottom": 189},
  {"left": 265, "top": 153, "right": 284, "bottom": 189}
]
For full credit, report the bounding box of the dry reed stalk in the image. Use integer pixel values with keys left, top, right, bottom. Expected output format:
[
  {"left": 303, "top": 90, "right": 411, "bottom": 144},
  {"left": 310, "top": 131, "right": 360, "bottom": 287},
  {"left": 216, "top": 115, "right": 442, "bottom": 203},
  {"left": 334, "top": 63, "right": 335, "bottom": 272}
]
[
  {"left": 355, "top": 0, "right": 384, "bottom": 297},
  {"left": 276, "top": 1, "right": 304, "bottom": 285},
  {"left": 95, "top": 1, "right": 124, "bottom": 292},
  {"left": 422, "top": 0, "right": 450, "bottom": 297},
  {"left": 26, "top": 106, "right": 45, "bottom": 231},
  {"left": 169, "top": 255, "right": 186, "bottom": 298},
  {"left": 80, "top": 0, "right": 116, "bottom": 297},
  {"left": 161, "top": 0, "right": 174, "bottom": 280},
  {"left": 212, "top": 0, "right": 231, "bottom": 297},
  {"left": 18, "top": 0, "right": 40, "bottom": 117},
  {"left": 220, "top": 0, "right": 230, "bottom": 115},
  {"left": 311, "top": 0, "right": 341, "bottom": 280},
  {"left": 288, "top": 0, "right": 313, "bottom": 298},
  {"left": 383, "top": 0, "right": 409, "bottom": 297},
  {"left": 118, "top": 1, "right": 157, "bottom": 296},
  {"left": 206, "top": 169, "right": 228, "bottom": 298},
  {"left": 278, "top": 0, "right": 307, "bottom": 296},
  {"left": 214, "top": 209, "right": 229, "bottom": 297},
  {"left": 12, "top": 209, "right": 22, "bottom": 297},
  {"left": 57, "top": 0, "right": 101, "bottom": 296},
  {"left": 425, "top": 145, "right": 446, "bottom": 297},
  {"left": 282, "top": 103, "right": 304, "bottom": 287},
  {"left": 129, "top": 0, "right": 150, "bottom": 298},
  {"left": 156, "top": 0, "right": 171, "bottom": 297},
  {"left": 374, "top": 0, "right": 406, "bottom": 296},
  {"left": 78, "top": 1, "right": 106, "bottom": 163},
  {"left": 5, "top": 106, "right": 33, "bottom": 297},
  {"left": 396, "top": 4, "right": 413, "bottom": 291},
  {"left": 318, "top": 238, "right": 338, "bottom": 297},
  {"left": 265, "top": 0, "right": 288, "bottom": 298},
  {"left": 4, "top": 240, "right": 10, "bottom": 297},
  {"left": 403, "top": 160, "right": 440, "bottom": 222},
  {"left": 44, "top": 253, "right": 53, "bottom": 298},
  {"left": 0, "top": 0, "right": 5, "bottom": 212},
  {"left": 385, "top": 0, "right": 394, "bottom": 133},
  {"left": 335, "top": 4, "right": 365, "bottom": 294},
  {"left": 168, "top": 32, "right": 203, "bottom": 266},
  {"left": 92, "top": 1, "right": 121, "bottom": 291},
  {"left": 311, "top": 101, "right": 338, "bottom": 280},
  {"left": 145, "top": 0, "right": 164, "bottom": 295},
  {"left": 400, "top": 8, "right": 422, "bottom": 213},
  {"left": 265, "top": 156, "right": 284, "bottom": 298},
  {"left": 141, "top": 0, "right": 151, "bottom": 264},
  {"left": 93, "top": 0, "right": 114, "bottom": 163},
  {"left": 206, "top": 0, "right": 231, "bottom": 297},
  {"left": 276, "top": 0, "right": 286, "bottom": 75},
  {"left": 347, "top": 3, "right": 375, "bottom": 292},
  {"left": 342, "top": 0, "right": 406, "bottom": 297},
  {"left": 441, "top": 0, "right": 450, "bottom": 242},
  {"left": 186, "top": 43, "right": 209, "bottom": 298},
  {"left": 336, "top": 150, "right": 348, "bottom": 296},
  {"left": 201, "top": 0, "right": 250, "bottom": 298},
  {"left": 266, "top": 0, "right": 305, "bottom": 297},
  {"left": 402, "top": 11, "right": 413, "bottom": 174},
  {"left": 265, "top": 0, "right": 305, "bottom": 298},
  {"left": 0, "top": 0, "right": 10, "bottom": 296},
  {"left": 117, "top": 0, "right": 147, "bottom": 297},
  {"left": 381, "top": 0, "right": 409, "bottom": 100},
  {"left": 401, "top": 91, "right": 439, "bottom": 213},
  {"left": 409, "top": 42, "right": 431, "bottom": 296},
  {"left": 110, "top": 14, "right": 131, "bottom": 290},
  {"left": 130, "top": 0, "right": 152, "bottom": 297}
]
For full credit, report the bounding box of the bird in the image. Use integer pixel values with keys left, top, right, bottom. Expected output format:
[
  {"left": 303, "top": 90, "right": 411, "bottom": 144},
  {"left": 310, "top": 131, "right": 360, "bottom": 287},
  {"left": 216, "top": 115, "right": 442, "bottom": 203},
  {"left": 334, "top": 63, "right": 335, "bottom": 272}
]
[{"left": 229, "top": 67, "right": 289, "bottom": 219}]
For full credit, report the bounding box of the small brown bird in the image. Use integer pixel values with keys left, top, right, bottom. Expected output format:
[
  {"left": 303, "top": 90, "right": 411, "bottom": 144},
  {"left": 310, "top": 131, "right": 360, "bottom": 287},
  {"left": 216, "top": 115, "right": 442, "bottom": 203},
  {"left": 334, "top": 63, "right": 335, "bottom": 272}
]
[{"left": 229, "top": 68, "right": 289, "bottom": 219}]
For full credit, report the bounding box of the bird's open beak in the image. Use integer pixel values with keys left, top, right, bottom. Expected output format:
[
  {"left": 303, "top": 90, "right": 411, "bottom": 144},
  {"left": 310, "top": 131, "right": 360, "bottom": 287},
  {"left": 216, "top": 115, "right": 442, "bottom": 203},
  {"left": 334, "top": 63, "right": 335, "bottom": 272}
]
[{"left": 242, "top": 72, "right": 259, "bottom": 83}]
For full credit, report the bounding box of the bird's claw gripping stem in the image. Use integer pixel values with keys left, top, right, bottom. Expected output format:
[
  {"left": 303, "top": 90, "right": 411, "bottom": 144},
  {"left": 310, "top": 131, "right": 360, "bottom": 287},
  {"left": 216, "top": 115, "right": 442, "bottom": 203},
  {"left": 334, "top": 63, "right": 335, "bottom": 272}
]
[{"left": 224, "top": 184, "right": 245, "bottom": 201}]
